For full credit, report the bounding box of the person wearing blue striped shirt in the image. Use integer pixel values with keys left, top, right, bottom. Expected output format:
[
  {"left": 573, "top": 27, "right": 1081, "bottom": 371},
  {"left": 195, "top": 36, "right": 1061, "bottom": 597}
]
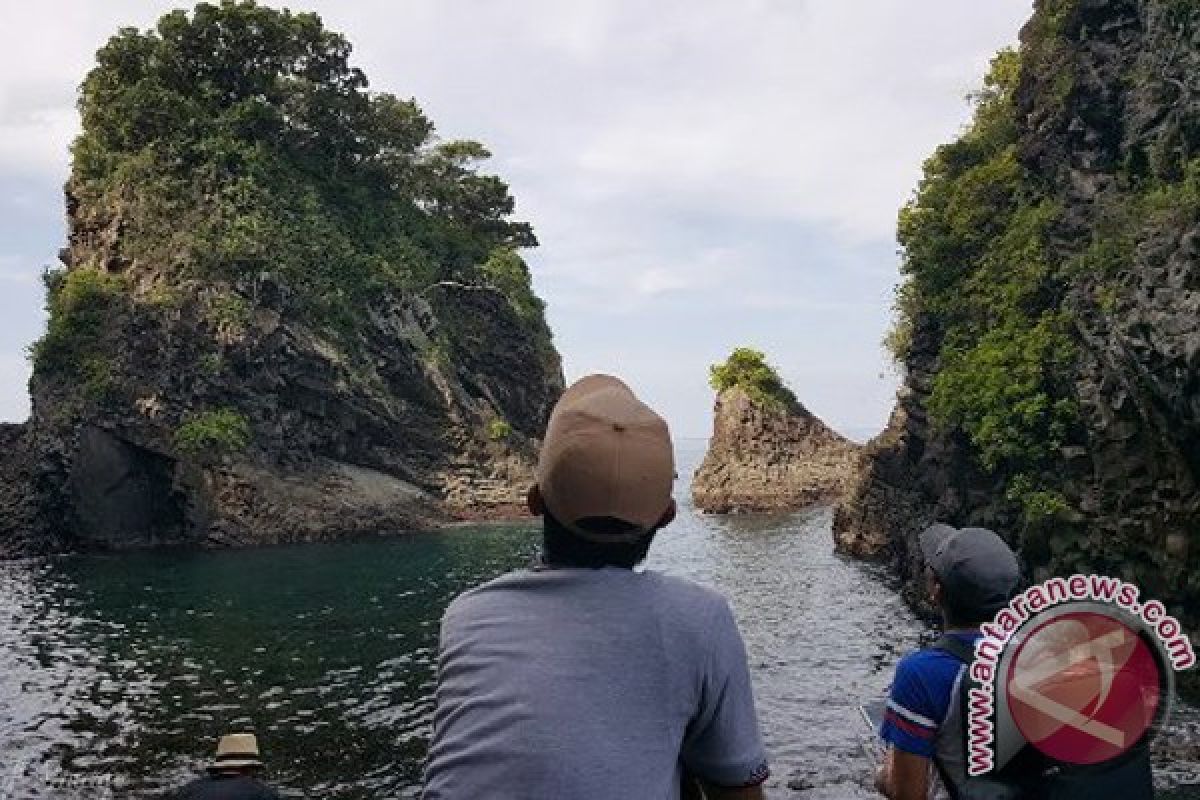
[{"left": 874, "top": 525, "right": 1019, "bottom": 800}]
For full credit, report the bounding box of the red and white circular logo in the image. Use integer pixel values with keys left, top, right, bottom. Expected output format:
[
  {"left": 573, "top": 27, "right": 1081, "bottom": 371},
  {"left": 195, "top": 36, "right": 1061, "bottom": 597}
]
[{"left": 1005, "top": 610, "right": 1164, "bottom": 765}]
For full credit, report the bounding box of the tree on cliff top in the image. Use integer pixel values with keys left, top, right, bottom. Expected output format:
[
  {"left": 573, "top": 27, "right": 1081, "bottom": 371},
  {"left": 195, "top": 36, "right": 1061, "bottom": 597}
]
[
  {"left": 62, "top": 0, "right": 538, "bottom": 336},
  {"left": 708, "top": 348, "right": 798, "bottom": 410}
]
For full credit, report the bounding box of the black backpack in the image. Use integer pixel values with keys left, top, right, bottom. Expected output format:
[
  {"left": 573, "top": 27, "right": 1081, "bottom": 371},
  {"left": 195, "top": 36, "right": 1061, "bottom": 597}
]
[{"left": 932, "top": 634, "right": 1155, "bottom": 800}]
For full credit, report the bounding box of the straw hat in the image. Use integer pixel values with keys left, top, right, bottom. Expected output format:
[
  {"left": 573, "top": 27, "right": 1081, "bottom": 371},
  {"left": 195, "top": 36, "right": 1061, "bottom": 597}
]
[{"left": 208, "top": 732, "right": 264, "bottom": 771}]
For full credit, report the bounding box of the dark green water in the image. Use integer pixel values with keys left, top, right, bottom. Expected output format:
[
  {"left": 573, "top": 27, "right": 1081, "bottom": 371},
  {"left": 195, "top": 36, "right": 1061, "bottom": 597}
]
[
  {"left": 2, "top": 445, "right": 1198, "bottom": 798},
  {"left": 0, "top": 524, "right": 545, "bottom": 798}
]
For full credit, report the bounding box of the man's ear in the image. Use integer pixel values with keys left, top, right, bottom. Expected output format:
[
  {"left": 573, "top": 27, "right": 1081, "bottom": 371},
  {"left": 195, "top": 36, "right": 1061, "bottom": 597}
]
[
  {"left": 927, "top": 570, "right": 944, "bottom": 606},
  {"left": 654, "top": 499, "right": 677, "bottom": 530},
  {"left": 527, "top": 485, "right": 546, "bottom": 516}
]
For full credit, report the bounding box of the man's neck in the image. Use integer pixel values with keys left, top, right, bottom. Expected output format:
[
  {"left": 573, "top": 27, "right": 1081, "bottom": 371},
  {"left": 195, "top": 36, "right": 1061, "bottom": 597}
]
[{"left": 536, "top": 553, "right": 634, "bottom": 570}]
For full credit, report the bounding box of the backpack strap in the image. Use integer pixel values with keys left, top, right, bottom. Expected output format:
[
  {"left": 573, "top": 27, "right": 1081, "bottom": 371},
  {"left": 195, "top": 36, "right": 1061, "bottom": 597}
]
[
  {"left": 930, "top": 635, "right": 975, "bottom": 800},
  {"left": 933, "top": 635, "right": 1049, "bottom": 799},
  {"left": 932, "top": 633, "right": 976, "bottom": 666}
]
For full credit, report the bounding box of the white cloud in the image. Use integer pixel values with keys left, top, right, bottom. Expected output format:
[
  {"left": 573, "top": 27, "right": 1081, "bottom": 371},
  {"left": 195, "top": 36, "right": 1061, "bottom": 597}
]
[
  {"left": 0, "top": 352, "right": 30, "bottom": 421},
  {"left": 0, "top": 106, "right": 78, "bottom": 175},
  {"left": 0, "top": 0, "right": 1031, "bottom": 228},
  {"left": 632, "top": 268, "right": 689, "bottom": 297},
  {"left": 0, "top": 1, "right": 165, "bottom": 176},
  {"left": 515, "top": 0, "right": 1027, "bottom": 242},
  {"left": 0, "top": 0, "right": 1034, "bottom": 432},
  {"left": 537, "top": 240, "right": 742, "bottom": 312},
  {"left": 735, "top": 293, "right": 884, "bottom": 313},
  {"left": 0, "top": 256, "right": 40, "bottom": 285}
]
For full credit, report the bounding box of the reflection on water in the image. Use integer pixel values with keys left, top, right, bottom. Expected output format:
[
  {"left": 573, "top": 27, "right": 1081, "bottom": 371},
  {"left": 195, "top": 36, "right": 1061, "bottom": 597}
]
[
  {"left": 0, "top": 525, "right": 543, "bottom": 798},
  {"left": 1, "top": 443, "right": 1197, "bottom": 798}
]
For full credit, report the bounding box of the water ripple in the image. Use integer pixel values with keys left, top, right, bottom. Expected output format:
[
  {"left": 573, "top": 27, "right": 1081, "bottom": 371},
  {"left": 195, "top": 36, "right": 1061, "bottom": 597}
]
[{"left": 0, "top": 445, "right": 1197, "bottom": 797}]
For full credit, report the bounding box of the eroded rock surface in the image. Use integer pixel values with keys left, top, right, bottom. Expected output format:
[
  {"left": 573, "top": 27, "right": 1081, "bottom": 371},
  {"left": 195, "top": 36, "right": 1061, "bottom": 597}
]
[
  {"left": 693, "top": 389, "right": 861, "bottom": 514},
  {"left": 3, "top": 269, "right": 562, "bottom": 553}
]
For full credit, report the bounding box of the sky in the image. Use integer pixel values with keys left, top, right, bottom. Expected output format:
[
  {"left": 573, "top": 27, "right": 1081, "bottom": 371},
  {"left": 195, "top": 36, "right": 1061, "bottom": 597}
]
[{"left": 0, "top": 0, "right": 1034, "bottom": 441}]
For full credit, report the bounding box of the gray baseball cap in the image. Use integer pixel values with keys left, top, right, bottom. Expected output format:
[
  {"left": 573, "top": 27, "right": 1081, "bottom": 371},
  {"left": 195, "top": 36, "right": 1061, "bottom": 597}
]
[{"left": 919, "top": 523, "right": 1019, "bottom": 616}]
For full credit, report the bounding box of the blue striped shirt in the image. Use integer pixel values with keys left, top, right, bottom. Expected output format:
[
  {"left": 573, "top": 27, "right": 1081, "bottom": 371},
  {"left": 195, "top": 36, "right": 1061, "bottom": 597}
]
[{"left": 879, "top": 632, "right": 980, "bottom": 758}]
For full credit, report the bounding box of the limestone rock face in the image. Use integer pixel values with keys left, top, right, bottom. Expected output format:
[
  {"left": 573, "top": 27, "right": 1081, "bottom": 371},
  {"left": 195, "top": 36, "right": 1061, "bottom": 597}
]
[
  {"left": 836, "top": 0, "right": 1200, "bottom": 639},
  {"left": 2, "top": 205, "right": 563, "bottom": 555},
  {"left": 692, "top": 388, "right": 861, "bottom": 514}
]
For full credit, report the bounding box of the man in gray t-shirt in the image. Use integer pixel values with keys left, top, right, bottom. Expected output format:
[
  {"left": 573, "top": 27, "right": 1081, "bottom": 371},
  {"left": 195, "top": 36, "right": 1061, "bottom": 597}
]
[{"left": 423, "top": 375, "right": 769, "bottom": 800}]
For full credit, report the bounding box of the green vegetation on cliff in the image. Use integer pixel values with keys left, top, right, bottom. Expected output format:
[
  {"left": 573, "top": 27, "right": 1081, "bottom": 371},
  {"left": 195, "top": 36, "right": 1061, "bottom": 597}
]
[
  {"left": 709, "top": 348, "right": 797, "bottom": 410},
  {"left": 845, "top": 0, "right": 1200, "bottom": 691},
  {"left": 890, "top": 0, "right": 1200, "bottom": 536},
  {"left": 31, "top": 268, "right": 128, "bottom": 403},
  {"left": 487, "top": 418, "right": 513, "bottom": 441},
  {"left": 35, "top": 0, "right": 550, "bottom": 377},
  {"left": 892, "top": 47, "right": 1079, "bottom": 522},
  {"left": 174, "top": 408, "right": 251, "bottom": 459}
]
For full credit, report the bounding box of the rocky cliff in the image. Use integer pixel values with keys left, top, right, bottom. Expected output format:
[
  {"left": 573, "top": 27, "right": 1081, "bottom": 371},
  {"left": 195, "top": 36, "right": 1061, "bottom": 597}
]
[
  {"left": 835, "top": 0, "right": 1200, "bottom": 627},
  {"left": 0, "top": 3, "right": 563, "bottom": 555},
  {"left": 693, "top": 349, "right": 860, "bottom": 513}
]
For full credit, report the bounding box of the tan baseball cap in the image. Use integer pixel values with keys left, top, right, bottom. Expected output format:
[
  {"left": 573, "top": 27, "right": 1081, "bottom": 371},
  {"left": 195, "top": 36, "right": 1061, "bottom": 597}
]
[{"left": 537, "top": 374, "right": 675, "bottom": 542}]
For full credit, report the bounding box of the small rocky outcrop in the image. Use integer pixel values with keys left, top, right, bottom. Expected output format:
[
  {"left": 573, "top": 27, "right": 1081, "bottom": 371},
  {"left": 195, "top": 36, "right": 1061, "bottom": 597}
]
[
  {"left": 692, "top": 349, "right": 861, "bottom": 513},
  {"left": 0, "top": 4, "right": 564, "bottom": 555}
]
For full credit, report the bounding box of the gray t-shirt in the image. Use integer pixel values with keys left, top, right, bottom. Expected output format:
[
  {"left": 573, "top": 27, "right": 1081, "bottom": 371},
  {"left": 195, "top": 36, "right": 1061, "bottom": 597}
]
[{"left": 422, "top": 566, "right": 769, "bottom": 800}]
